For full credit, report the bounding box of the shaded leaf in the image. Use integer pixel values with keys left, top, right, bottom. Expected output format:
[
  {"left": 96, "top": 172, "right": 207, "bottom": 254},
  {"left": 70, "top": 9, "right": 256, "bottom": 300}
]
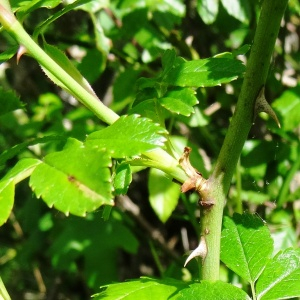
[
  {"left": 256, "top": 248, "right": 300, "bottom": 300},
  {"left": 221, "top": 213, "right": 273, "bottom": 283},
  {"left": 0, "top": 45, "right": 19, "bottom": 63},
  {"left": 113, "top": 163, "right": 132, "bottom": 195},
  {"left": 0, "top": 87, "right": 24, "bottom": 116},
  {"left": 86, "top": 115, "right": 167, "bottom": 158},
  {"left": 49, "top": 212, "right": 138, "bottom": 289},
  {"left": 162, "top": 58, "right": 245, "bottom": 87},
  {"left": 179, "top": 281, "right": 251, "bottom": 300},
  {"left": 0, "top": 135, "right": 66, "bottom": 166},
  {"left": 30, "top": 138, "right": 113, "bottom": 217},
  {"left": 197, "top": 0, "right": 219, "bottom": 24},
  {"left": 148, "top": 168, "right": 181, "bottom": 223},
  {"left": 93, "top": 277, "right": 188, "bottom": 300}
]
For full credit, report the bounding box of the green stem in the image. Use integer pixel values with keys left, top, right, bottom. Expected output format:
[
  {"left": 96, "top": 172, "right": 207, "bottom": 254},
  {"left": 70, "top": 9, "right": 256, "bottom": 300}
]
[
  {"left": 0, "top": 3, "right": 188, "bottom": 184},
  {"left": 199, "top": 0, "right": 289, "bottom": 281},
  {"left": 0, "top": 4, "right": 119, "bottom": 125}
]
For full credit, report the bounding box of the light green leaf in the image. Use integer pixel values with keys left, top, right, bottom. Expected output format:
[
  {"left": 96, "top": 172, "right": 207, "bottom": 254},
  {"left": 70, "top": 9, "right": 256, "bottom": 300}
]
[
  {"left": 30, "top": 138, "right": 113, "bottom": 217},
  {"left": 256, "top": 248, "right": 300, "bottom": 300},
  {"left": 221, "top": 0, "right": 251, "bottom": 24},
  {"left": 113, "top": 163, "right": 132, "bottom": 195},
  {"left": 178, "top": 281, "right": 251, "bottom": 300},
  {"left": 159, "top": 88, "right": 198, "bottom": 116},
  {"left": 86, "top": 115, "right": 167, "bottom": 158},
  {"left": 148, "top": 168, "right": 180, "bottom": 223},
  {"left": 0, "top": 180, "right": 14, "bottom": 226},
  {"left": 221, "top": 213, "right": 273, "bottom": 283},
  {"left": 93, "top": 277, "right": 188, "bottom": 300},
  {"left": 197, "top": 0, "right": 219, "bottom": 24},
  {"left": 0, "top": 87, "right": 24, "bottom": 116},
  {"left": 0, "top": 158, "right": 41, "bottom": 226},
  {"left": 272, "top": 85, "right": 300, "bottom": 132},
  {"left": 162, "top": 58, "right": 245, "bottom": 87}
]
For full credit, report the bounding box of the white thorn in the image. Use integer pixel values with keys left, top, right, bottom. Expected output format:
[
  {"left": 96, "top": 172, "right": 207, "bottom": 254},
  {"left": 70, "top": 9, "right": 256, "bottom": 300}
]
[{"left": 184, "top": 236, "right": 207, "bottom": 267}]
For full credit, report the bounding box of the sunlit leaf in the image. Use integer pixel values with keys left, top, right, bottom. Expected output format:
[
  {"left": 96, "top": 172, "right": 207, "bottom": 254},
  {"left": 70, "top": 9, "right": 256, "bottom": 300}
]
[
  {"left": 0, "top": 179, "right": 14, "bottom": 226},
  {"left": 93, "top": 277, "right": 188, "bottom": 300},
  {"left": 86, "top": 115, "right": 167, "bottom": 158},
  {"left": 178, "top": 281, "right": 251, "bottom": 300},
  {"left": 162, "top": 58, "right": 245, "bottom": 87},
  {"left": 221, "top": 0, "right": 251, "bottom": 24},
  {"left": 148, "top": 168, "right": 180, "bottom": 223},
  {"left": 221, "top": 213, "right": 273, "bottom": 283},
  {"left": 256, "top": 248, "right": 300, "bottom": 300},
  {"left": 30, "top": 138, "right": 113, "bottom": 216},
  {"left": 159, "top": 88, "right": 198, "bottom": 116},
  {"left": 197, "top": 0, "right": 219, "bottom": 24}
]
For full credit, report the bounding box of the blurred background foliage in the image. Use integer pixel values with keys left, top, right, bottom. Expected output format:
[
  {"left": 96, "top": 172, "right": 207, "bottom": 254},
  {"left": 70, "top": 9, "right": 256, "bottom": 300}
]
[{"left": 0, "top": 0, "right": 299, "bottom": 299}]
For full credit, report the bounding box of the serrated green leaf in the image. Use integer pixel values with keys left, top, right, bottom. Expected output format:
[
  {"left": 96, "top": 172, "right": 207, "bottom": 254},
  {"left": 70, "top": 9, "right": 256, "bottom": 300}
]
[
  {"left": 221, "top": 213, "right": 273, "bottom": 283},
  {"left": 29, "top": 138, "right": 113, "bottom": 217},
  {"left": 178, "top": 281, "right": 251, "bottom": 300},
  {"left": 221, "top": 0, "right": 251, "bottom": 24},
  {"left": 86, "top": 115, "right": 167, "bottom": 158},
  {"left": 0, "top": 87, "right": 24, "bottom": 116},
  {"left": 93, "top": 277, "right": 188, "bottom": 300},
  {"left": 197, "top": 0, "right": 219, "bottom": 24},
  {"left": 41, "top": 42, "right": 96, "bottom": 98},
  {"left": 114, "top": 163, "right": 132, "bottom": 195},
  {"left": 0, "top": 180, "right": 14, "bottom": 226},
  {"left": 148, "top": 168, "right": 180, "bottom": 223},
  {"left": 159, "top": 88, "right": 198, "bottom": 116},
  {"left": 256, "top": 248, "right": 300, "bottom": 300},
  {"left": 162, "top": 58, "right": 245, "bottom": 87}
]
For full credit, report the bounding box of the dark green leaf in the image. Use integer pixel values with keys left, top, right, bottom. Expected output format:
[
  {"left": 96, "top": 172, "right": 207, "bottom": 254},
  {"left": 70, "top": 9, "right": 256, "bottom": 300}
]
[
  {"left": 0, "top": 45, "right": 19, "bottom": 63},
  {"left": 148, "top": 168, "right": 181, "bottom": 223},
  {"left": 49, "top": 212, "right": 138, "bottom": 289},
  {"left": 0, "top": 135, "right": 66, "bottom": 166},
  {"left": 86, "top": 115, "right": 167, "bottom": 158},
  {"left": 221, "top": 213, "right": 273, "bottom": 283},
  {"left": 114, "top": 163, "right": 132, "bottom": 195},
  {"left": 30, "top": 138, "right": 113, "bottom": 216},
  {"left": 93, "top": 277, "right": 188, "bottom": 300},
  {"left": 162, "top": 58, "right": 245, "bottom": 87},
  {"left": 0, "top": 88, "right": 24, "bottom": 116},
  {"left": 178, "top": 281, "right": 251, "bottom": 300},
  {"left": 256, "top": 248, "right": 300, "bottom": 300}
]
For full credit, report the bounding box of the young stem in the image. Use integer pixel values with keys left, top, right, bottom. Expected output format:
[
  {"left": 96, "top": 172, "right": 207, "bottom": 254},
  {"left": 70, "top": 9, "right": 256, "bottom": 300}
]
[
  {"left": 0, "top": 4, "right": 188, "bottom": 183},
  {"left": 199, "top": 0, "right": 289, "bottom": 281}
]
